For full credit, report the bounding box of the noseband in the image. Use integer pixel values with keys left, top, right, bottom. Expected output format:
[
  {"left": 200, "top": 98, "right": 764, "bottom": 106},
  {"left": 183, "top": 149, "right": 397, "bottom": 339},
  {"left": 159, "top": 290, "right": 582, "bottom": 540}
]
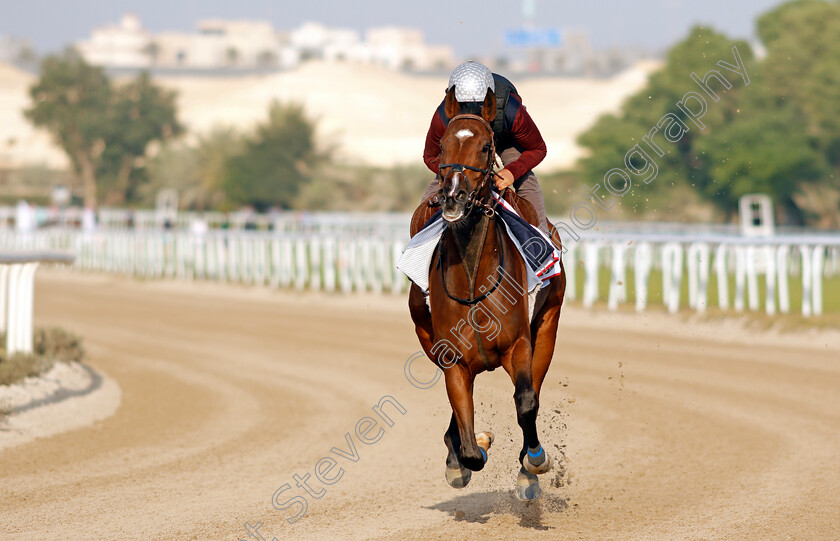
[{"left": 437, "top": 113, "right": 499, "bottom": 217}]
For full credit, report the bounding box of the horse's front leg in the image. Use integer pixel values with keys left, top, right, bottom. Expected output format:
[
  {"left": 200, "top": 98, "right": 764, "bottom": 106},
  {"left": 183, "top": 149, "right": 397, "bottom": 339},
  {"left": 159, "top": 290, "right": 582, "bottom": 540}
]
[
  {"left": 444, "top": 363, "right": 491, "bottom": 472},
  {"left": 443, "top": 413, "right": 471, "bottom": 488}
]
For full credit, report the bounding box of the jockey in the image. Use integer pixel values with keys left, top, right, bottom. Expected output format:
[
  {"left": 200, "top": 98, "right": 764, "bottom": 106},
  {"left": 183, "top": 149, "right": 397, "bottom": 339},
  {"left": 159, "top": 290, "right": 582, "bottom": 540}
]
[{"left": 421, "top": 60, "right": 549, "bottom": 234}]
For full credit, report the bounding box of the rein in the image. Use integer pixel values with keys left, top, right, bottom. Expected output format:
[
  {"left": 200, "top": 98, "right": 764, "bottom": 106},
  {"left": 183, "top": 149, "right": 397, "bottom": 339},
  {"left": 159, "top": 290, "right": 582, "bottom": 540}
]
[
  {"left": 435, "top": 113, "right": 508, "bottom": 307},
  {"left": 436, "top": 216, "right": 506, "bottom": 306}
]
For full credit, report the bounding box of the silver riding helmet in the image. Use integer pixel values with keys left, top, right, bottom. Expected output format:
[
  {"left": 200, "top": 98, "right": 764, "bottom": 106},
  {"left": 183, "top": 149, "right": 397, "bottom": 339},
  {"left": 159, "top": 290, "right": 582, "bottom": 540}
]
[{"left": 447, "top": 61, "right": 495, "bottom": 102}]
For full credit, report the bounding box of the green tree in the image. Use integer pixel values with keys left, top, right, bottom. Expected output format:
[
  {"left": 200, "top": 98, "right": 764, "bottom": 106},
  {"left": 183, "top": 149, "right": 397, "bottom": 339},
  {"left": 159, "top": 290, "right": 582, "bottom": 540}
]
[
  {"left": 692, "top": 73, "right": 828, "bottom": 223},
  {"left": 145, "top": 127, "right": 243, "bottom": 210},
  {"left": 223, "top": 102, "right": 328, "bottom": 210},
  {"left": 99, "top": 71, "right": 182, "bottom": 204},
  {"left": 142, "top": 142, "right": 199, "bottom": 207},
  {"left": 25, "top": 50, "right": 113, "bottom": 209},
  {"left": 25, "top": 51, "right": 181, "bottom": 209},
  {"left": 578, "top": 4, "right": 840, "bottom": 225},
  {"left": 577, "top": 26, "right": 755, "bottom": 217},
  {"left": 756, "top": 0, "right": 840, "bottom": 222},
  {"left": 195, "top": 128, "right": 245, "bottom": 209}
]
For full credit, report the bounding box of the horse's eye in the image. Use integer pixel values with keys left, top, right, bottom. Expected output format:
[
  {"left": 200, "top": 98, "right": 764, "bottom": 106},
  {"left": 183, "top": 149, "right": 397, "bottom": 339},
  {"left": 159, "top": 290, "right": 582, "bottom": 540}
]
[{"left": 482, "top": 144, "right": 491, "bottom": 153}]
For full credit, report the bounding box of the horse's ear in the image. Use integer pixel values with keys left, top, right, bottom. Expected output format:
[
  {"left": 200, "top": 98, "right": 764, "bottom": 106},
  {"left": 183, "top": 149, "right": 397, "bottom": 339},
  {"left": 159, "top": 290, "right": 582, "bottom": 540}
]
[
  {"left": 445, "top": 86, "right": 460, "bottom": 118},
  {"left": 481, "top": 88, "right": 497, "bottom": 124}
]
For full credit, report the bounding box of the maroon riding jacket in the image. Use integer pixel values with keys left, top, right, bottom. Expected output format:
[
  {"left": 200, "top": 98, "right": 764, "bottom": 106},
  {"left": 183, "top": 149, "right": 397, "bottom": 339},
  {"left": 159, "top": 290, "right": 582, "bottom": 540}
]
[{"left": 422, "top": 91, "right": 547, "bottom": 182}]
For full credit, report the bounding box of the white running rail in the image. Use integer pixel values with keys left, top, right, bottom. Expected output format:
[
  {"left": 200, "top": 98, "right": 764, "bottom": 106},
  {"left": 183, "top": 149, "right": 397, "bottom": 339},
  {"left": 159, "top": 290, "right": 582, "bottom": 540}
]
[
  {"left": 0, "top": 228, "right": 838, "bottom": 317},
  {"left": 0, "top": 252, "right": 75, "bottom": 355}
]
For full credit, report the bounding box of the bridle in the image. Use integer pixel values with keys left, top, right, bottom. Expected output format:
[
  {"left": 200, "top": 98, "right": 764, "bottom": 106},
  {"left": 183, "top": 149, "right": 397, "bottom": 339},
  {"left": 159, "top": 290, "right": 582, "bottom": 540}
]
[
  {"left": 435, "top": 112, "right": 507, "bottom": 308},
  {"left": 436, "top": 113, "right": 502, "bottom": 218}
]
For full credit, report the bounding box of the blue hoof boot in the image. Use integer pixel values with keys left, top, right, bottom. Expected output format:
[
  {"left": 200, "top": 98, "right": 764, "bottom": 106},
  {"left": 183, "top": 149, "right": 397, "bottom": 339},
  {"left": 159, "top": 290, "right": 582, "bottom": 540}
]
[{"left": 523, "top": 445, "right": 552, "bottom": 475}]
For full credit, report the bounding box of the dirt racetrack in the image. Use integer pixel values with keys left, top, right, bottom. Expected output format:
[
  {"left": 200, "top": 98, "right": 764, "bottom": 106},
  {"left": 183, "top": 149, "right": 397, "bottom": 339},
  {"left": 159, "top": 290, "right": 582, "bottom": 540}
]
[{"left": 2, "top": 270, "right": 839, "bottom": 540}]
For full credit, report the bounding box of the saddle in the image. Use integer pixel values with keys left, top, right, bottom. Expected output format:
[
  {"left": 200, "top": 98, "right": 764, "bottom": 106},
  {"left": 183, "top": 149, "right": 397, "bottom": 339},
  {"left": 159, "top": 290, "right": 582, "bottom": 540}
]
[{"left": 410, "top": 191, "right": 563, "bottom": 251}]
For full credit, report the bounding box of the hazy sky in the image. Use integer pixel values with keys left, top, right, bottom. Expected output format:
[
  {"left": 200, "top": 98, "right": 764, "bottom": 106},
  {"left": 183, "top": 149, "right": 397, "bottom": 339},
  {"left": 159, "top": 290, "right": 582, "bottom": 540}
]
[{"left": 1, "top": 0, "right": 785, "bottom": 56}]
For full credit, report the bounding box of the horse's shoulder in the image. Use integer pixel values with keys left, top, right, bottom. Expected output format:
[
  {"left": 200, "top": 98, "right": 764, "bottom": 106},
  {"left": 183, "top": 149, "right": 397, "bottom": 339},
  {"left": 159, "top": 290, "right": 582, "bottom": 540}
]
[{"left": 410, "top": 195, "right": 439, "bottom": 237}]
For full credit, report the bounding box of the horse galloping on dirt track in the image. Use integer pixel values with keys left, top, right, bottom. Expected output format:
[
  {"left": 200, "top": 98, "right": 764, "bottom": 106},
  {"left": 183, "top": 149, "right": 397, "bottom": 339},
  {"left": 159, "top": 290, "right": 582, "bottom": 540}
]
[{"left": 407, "top": 85, "right": 566, "bottom": 501}]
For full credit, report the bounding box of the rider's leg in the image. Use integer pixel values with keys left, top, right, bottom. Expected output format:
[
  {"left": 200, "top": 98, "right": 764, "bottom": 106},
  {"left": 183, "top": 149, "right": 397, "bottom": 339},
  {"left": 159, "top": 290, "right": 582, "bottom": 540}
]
[
  {"left": 499, "top": 148, "right": 549, "bottom": 235},
  {"left": 516, "top": 175, "right": 549, "bottom": 235}
]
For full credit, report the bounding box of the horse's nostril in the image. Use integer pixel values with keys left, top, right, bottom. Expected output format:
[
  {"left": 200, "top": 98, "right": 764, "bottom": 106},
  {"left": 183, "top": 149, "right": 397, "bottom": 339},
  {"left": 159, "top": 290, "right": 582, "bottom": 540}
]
[{"left": 455, "top": 190, "right": 467, "bottom": 202}]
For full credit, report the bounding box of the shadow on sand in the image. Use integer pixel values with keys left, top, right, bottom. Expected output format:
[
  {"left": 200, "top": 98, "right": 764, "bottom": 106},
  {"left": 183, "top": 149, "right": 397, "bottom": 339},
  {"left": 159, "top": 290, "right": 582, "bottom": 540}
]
[{"left": 426, "top": 489, "right": 569, "bottom": 530}]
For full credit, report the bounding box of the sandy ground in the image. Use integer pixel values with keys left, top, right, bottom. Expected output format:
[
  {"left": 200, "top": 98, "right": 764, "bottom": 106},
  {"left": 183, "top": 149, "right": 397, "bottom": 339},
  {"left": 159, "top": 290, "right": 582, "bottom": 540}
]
[
  {"left": 0, "top": 361, "right": 121, "bottom": 452},
  {"left": 1, "top": 269, "right": 839, "bottom": 540}
]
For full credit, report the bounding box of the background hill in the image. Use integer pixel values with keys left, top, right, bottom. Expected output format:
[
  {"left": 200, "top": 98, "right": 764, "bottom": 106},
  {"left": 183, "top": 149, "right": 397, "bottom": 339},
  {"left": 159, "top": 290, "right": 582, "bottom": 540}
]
[{"left": 0, "top": 59, "right": 661, "bottom": 173}]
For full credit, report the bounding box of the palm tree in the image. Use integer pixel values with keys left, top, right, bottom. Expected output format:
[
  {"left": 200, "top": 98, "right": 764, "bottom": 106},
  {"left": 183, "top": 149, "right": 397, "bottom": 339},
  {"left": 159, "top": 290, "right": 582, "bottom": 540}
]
[
  {"left": 225, "top": 47, "right": 240, "bottom": 67},
  {"left": 257, "top": 50, "right": 278, "bottom": 67},
  {"left": 142, "top": 41, "right": 160, "bottom": 66}
]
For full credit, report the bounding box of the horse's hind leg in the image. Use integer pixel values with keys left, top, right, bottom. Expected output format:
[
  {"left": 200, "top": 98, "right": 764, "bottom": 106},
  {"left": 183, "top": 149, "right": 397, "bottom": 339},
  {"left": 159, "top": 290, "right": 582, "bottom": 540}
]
[
  {"left": 501, "top": 337, "right": 550, "bottom": 500},
  {"left": 514, "top": 371, "right": 551, "bottom": 473},
  {"left": 518, "top": 274, "right": 566, "bottom": 475},
  {"left": 530, "top": 271, "right": 566, "bottom": 396},
  {"left": 511, "top": 371, "right": 549, "bottom": 500}
]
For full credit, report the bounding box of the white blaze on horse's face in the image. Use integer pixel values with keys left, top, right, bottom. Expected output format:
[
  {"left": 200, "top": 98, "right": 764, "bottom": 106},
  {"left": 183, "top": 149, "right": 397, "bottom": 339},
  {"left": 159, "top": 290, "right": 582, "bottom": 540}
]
[
  {"left": 440, "top": 123, "right": 482, "bottom": 223},
  {"left": 441, "top": 170, "right": 466, "bottom": 223},
  {"left": 446, "top": 172, "right": 460, "bottom": 198}
]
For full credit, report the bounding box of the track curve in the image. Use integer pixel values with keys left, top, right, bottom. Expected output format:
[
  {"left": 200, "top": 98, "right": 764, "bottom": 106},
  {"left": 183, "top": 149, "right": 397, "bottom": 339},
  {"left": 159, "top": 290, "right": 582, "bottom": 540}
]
[{"left": 1, "top": 271, "right": 838, "bottom": 540}]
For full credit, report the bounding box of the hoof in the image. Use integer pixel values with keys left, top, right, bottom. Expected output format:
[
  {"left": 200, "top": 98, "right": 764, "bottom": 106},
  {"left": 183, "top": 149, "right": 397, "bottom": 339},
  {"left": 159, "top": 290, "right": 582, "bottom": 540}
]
[
  {"left": 522, "top": 445, "right": 552, "bottom": 475},
  {"left": 445, "top": 465, "right": 472, "bottom": 488},
  {"left": 515, "top": 466, "right": 542, "bottom": 501},
  {"left": 464, "top": 431, "right": 493, "bottom": 470},
  {"left": 476, "top": 431, "right": 494, "bottom": 456}
]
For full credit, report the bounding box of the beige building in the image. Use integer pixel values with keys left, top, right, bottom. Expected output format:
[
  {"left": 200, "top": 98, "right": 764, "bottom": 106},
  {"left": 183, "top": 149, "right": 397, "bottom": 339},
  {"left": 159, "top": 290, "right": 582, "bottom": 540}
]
[
  {"left": 75, "top": 15, "right": 452, "bottom": 73},
  {"left": 153, "top": 19, "right": 294, "bottom": 68},
  {"left": 297, "top": 23, "right": 454, "bottom": 71},
  {"left": 291, "top": 22, "right": 361, "bottom": 62},
  {"left": 76, "top": 14, "right": 152, "bottom": 68},
  {"left": 365, "top": 27, "right": 452, "bottom": 71}
]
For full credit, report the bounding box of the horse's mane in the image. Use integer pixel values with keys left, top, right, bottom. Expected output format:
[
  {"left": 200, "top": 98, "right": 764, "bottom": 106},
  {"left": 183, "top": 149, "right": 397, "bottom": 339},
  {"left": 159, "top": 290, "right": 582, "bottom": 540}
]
[{"left": 457, "top": 102, "right": 482, "bottom": 116}]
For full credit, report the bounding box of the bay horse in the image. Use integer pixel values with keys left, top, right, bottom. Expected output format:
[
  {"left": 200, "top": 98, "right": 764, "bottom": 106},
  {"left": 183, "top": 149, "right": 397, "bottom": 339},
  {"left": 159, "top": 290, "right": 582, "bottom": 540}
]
[{"left": 408, "top": 86, "right": 566, "bottom": 500}]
